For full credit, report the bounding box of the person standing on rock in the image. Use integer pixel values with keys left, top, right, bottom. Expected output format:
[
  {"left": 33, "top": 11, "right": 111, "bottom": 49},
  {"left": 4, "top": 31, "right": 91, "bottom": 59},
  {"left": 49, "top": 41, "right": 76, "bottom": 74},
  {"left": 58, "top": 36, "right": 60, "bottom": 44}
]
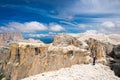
[{"left": 93, "top": 56, "right": 96, "bottom": 65}]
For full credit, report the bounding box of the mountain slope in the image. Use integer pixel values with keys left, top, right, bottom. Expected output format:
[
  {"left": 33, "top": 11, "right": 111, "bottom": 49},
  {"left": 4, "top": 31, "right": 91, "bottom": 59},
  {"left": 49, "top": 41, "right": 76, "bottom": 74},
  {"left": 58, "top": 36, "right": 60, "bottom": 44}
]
[{"left": 22, "top": 64, "right": 120, "bottom": 80}]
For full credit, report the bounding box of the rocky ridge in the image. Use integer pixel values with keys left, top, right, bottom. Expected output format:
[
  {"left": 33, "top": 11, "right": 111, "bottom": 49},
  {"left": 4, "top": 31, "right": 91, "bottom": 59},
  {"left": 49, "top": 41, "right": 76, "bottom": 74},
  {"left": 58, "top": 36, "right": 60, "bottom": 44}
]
[
  {"left": 69, "top": 32, "right": 120, "bottom": 45},
  {"left": 0, "top": 32, "right": 120, "bottom": 80}
]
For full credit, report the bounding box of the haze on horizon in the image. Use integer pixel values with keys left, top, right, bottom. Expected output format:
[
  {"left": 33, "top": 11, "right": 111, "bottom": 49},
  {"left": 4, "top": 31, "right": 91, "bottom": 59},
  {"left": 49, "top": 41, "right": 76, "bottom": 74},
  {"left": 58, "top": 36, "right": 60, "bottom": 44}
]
[{"left": 0, "top": 0, "right": 120, "bottom": 39}]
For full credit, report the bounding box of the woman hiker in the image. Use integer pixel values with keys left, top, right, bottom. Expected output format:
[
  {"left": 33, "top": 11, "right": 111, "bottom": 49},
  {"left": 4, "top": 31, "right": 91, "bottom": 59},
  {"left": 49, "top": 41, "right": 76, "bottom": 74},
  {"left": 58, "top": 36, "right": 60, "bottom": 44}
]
[{"left": 93, "top": 56, "right": 96, "bottom": 65}]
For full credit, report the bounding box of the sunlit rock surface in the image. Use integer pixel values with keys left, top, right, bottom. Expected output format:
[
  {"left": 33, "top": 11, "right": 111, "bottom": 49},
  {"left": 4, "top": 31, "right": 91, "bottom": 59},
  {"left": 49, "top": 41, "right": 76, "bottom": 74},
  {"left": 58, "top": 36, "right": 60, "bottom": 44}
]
[
  {"left": 22, "top": 64, "right": 120, "bottom": 80},
  {"left": 0, "top": 32, "right": 120, "bottom": 80}
]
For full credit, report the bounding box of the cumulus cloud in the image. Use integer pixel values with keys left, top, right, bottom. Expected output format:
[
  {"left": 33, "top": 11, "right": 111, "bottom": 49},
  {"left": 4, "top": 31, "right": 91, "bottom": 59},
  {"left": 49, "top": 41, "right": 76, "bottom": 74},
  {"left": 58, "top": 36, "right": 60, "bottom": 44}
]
[
  {"left": 0, "top": 21, "right": 48, "bottom": 33},
  {"left": 0, "top": 21, "right": 66, "bottom": 33},
  {"left": 101, "top": 21, "right": 115, "bottom": 28},
  {"left": 49, "top": 23, "right": 65, "bottom": 32},
  {"left": 76, "top": 20, "right": 120, "bottom": 34},
  {"left": 98, "top": 21, "right": 120, "bottom": 34},
  {"left": 82, "top": 21, "right": 120, "bottom": 34}
]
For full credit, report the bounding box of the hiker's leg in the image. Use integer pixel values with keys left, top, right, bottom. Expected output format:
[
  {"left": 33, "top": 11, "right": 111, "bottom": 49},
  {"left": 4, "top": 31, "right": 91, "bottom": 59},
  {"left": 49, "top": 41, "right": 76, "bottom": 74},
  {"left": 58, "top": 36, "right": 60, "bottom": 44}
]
[{"left": 93, "top": 61, "right": 95, "bottom": 65}]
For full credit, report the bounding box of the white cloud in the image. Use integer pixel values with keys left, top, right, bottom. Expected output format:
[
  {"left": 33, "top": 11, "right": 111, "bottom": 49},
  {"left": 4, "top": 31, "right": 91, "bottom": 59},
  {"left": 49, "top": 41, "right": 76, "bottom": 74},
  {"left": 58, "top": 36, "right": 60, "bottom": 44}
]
[
  {"left": 27, "top": 34, "right": 49, "bottom": 38},
  {"left": 60, "top": 21, "right": 77, "bottom": 26},
  {"left": 49, "top": 23, "right": 65, "bottom": 32},
  {"left": 56, "top": 0, "right": 120, "bottom": 21},
  {"left": 0, "top": 26, "right": 16, "bottom": 33},
  {"left": 85, "top": 30, "right": 98, "bottom": 34},
  {"left": 27, "top": 32, "right": 57, "bottom": 38},
  {"left": 63, "top": 0, "right": 120, "bottom": 15},
  {"left": 24, "top": 22, "right": 48, "bottom": 31},
  {"left": 0, "top": 21, "right": 48, "bottom": 33},
  {"left": 78, "top": 24, "right": 86, "bottom": 29},
  {"left": 75, "top": 20, "right": 120, "bottom": 34},
  {"left": 0, "top": 21, "right": 66, "bottom": 33},
  {"left": 98, "top": 21, "right": 120, "bottom": 34},
  {"left": 78, "top": 24, "right": 93, "bottom": 29},
  {"left": 48, "top": 32, "right": 57, "bottom": 35},
  {"left": 101, "top": 21, "right": 115, "bottom": 28},
  {"left": 82, "top": 21, "right": 120, "bottom": 34},
  {"left": 86, "top": 17, "right": 120, "bottom": 23},
  {"left": 76, "top": 24, "right": 95, "bottom": 32}
]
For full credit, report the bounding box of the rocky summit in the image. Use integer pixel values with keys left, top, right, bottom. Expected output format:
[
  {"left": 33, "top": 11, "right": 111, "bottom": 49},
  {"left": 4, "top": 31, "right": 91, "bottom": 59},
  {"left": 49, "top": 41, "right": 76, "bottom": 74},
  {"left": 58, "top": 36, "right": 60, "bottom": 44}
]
[{"left": 0, "top": 32, "right": 120, "bottom": 80}]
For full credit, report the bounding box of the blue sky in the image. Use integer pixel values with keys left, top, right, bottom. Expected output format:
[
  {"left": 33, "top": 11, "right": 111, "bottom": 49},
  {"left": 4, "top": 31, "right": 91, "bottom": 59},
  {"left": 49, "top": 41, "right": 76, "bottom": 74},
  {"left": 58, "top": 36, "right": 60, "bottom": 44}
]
[{"left": 0, "top": 0, "right": 120, "bottom": 39}]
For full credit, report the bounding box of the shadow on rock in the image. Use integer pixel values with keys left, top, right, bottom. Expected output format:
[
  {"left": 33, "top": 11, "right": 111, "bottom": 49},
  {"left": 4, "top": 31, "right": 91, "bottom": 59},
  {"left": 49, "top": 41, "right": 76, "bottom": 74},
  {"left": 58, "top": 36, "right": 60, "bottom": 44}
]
[{"left": 108, "top": 45, "right": 120, "bottom": 77}]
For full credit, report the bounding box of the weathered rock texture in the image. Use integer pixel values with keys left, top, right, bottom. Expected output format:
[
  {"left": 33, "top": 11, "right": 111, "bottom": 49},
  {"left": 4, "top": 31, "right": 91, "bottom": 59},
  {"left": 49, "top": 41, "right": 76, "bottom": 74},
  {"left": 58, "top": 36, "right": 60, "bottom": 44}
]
[
  {"left": 22, "top": 64, "right": 120, "bottom": 80},
  {"left": 0, "top": 32, "right": 23, "bottom": 46},
  {"left": 0, "top": 34, "right": 92, "bottom": 80},
  {"left": 86, "top": 38, "right": 106, "bottom": 64},
  {"left": 0, "top": 33, "right": 120, "bottom": 80},
  {"left": 108, "top": 45, "right": 120, "bottom": 77},
  {"left": 113, "top": 45, "right": 120, "bottom": 59},
  {"left": 0, "top": 47, "right": 10, "bottom": 80},
  {"left": 53, "top": 34, "right": 82, "bottom": 47}
]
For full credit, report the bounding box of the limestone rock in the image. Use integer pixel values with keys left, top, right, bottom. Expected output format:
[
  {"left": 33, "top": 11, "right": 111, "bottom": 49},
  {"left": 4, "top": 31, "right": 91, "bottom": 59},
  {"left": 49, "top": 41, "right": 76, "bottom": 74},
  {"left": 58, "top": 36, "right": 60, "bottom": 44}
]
[
  {"left": 113, "top": 45, "right": 120, "bottom": 59},
  {"left": 104, "top": 43, "right": 114, "bottom": 55},
  {"left": 109, "top": 45, "right": 120, "bottom": 77},
  {"left": 0, "top": 33, "right": 120, "bottom": 80},
  {"left": 87, "top": 38, "right": 105, "bottom": 59},
  {"left": 10, "top": 43, "right": 19, "bottom": 63},
  {"left": 0, "top": 32, "right": 24, "bottom": 46},
  {"left": 110, "top": 62, "right": 120, "bottom": 77},
  {"left": 53, "top": 34, "right": 82, "bottom": 47}
]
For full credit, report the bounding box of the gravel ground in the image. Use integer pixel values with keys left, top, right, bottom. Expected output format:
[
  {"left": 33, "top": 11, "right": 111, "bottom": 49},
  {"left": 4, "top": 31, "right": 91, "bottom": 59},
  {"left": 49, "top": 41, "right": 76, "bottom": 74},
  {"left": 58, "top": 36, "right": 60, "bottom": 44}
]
[{"left": 22, "top": 64, "right": 120, "bottom": 80}]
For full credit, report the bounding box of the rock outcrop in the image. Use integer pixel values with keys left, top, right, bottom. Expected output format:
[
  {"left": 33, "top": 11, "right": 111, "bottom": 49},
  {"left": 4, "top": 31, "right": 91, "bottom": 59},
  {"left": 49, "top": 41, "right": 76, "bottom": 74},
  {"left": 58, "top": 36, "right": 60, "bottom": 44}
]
[
  {"left": 0, "top": 32, "right": 24, "bottom": 46},
  {"left": 0, "top": 42, "right": 45, "bottom": 80},
  {"left": 0, "top": 47, "right": 10, "bottom": 80},
  {"left": 0, "top": 33, "right": 120, "bottom": 80},
  {"left": 0, "top": 34, "right": 92, "bottom": 80},
  {"left": 86, "top": 38, "right": 106, "bottom": 64},
  {"left": 53, "top": 34, "right": 82, "bottom": 47},
  {"left": 113, "top": 45, "right": 120, "bottom": 59},
  {"left": 108, "top": 45, "right": 120, "bottom": 77}
]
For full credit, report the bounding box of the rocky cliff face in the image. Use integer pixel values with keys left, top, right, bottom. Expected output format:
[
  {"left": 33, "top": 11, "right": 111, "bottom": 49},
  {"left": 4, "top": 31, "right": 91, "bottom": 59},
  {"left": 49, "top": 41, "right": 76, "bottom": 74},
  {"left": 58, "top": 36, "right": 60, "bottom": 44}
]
[
  {"left": 108, "top": 45, "right": 120, "bottom": 77},
  {"left": 0, "top": 34, "right": 93, "bottom": 80},
  {"left": 0, "top": 47, "right": 10, "bottom": 79},
  {"left": 0, "top": 32, "right": 24, "bottom": 46},
  {"left": 86, "top": 38, "right": 107, "bottom": 64},
  {"left": 0, "top": 33, "right": 120, "bottom": 80}
]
